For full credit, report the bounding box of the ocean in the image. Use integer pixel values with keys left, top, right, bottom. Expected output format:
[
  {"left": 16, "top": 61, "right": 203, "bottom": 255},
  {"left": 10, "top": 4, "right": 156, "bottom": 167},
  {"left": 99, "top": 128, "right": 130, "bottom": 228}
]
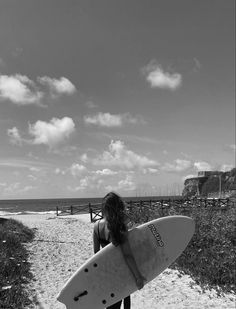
[
  {"left": 0, "top": 198, "right": 102, "bottom": 216},
  {"left": 0, "top": 196, "right": 177, "bottom": 216}
]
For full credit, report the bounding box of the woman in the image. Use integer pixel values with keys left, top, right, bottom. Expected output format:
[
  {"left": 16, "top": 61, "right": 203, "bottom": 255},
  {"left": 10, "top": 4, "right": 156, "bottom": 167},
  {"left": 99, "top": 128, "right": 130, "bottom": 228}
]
[{"left": 93, "top": 192, "right": 145, "bottom": 309}]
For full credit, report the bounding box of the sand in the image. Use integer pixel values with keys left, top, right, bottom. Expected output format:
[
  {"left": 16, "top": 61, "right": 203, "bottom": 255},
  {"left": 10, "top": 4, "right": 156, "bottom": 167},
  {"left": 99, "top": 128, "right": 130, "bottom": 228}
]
[{"left": 6, "top": 214, "right": 235, "bottom": 309}]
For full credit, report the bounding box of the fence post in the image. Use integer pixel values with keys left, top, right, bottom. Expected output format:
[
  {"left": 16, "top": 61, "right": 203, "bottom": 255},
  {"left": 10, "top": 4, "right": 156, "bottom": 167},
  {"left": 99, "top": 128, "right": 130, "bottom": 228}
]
[
  {"left": 226, "top": 198, "right": 229, "bottom": 208},
  {"left": 161, "top": 200, "right": 164, "bottom": 217},
  {"left": 89, "top": 203, "right": 93, "bottom": 223},
  {"left": 70, "top": 205, "right": 73, "bottom": 215},
  {"left": 56, "top": 206, "right": 58, "bottom": 216}
]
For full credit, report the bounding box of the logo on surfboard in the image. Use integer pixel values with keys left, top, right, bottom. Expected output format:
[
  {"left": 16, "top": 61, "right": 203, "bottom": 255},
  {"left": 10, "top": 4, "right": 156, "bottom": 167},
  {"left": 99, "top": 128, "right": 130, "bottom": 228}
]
[{"left": 147, "top": 224, "right": 164, "bottom": 247}]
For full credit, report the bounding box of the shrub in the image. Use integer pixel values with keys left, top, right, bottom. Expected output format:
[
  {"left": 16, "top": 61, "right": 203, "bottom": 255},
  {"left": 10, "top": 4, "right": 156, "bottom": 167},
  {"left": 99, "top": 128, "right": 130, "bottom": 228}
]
[
  {"left": 127, "top": 200, "right": 236, "bottom": 294},
  {"left": 0, "top": 218, "right": 35, "bottom": 309}
]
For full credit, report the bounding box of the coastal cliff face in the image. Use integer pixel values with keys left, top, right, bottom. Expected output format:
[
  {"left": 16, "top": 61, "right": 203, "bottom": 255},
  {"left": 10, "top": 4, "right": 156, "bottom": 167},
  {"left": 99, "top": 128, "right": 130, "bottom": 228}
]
[
  {"left": 182, "top": 177, "right": 207, "bottom": 198},
  {"left": 182, "top": 168, "right": 236, "bottom": 198}
]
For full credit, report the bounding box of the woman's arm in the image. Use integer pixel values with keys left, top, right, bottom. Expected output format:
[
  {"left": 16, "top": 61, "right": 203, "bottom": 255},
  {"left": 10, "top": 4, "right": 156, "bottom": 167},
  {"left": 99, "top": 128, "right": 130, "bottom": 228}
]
[{"left": 120, "top": 236, "right": 146, "bottom": 289}]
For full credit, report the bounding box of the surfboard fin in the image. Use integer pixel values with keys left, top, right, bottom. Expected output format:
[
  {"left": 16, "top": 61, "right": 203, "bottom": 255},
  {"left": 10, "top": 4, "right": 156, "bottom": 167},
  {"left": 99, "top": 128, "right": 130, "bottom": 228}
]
[{"left": 74, "top": 290, "right": 88, "bottom": 301}]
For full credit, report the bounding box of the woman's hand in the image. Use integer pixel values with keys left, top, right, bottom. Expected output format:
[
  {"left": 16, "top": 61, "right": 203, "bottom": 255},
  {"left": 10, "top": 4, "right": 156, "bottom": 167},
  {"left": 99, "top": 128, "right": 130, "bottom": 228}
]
[{"left": 135, "top": 275, "right": 146, "bottom": 290}]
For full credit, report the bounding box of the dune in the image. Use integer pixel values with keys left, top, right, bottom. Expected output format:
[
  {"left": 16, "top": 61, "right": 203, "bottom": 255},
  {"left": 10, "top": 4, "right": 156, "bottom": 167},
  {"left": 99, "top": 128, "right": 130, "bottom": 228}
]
[{"left": 6, "top": 214, "right": 235, "bottom": 309}]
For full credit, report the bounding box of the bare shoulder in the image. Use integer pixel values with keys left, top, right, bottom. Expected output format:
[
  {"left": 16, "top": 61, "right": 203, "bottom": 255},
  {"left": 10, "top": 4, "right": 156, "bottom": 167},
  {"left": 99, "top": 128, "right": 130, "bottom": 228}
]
[{"left": 94, "top": 218, "right": 104, "bottom": 231}]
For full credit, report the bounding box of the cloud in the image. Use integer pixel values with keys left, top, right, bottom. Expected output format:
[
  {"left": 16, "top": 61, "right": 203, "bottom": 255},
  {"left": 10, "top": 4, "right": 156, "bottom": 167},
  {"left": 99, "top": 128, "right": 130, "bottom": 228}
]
[
  {"left": 84, "top": 113, "right": 122, "bottom": 127},
  {"left": 55, "top": 168, "right": 66, "bottom": 175},
  {"left": 69, "top": 163, "right": 87, "bottom": 176},
  {"left": 7, "top": 127, "right": 23, "bottom": 145},
  {"left": 0, "top": 74, "right": 76, "bottom": 106},
  {"left": 2, "top": 182, "right": 35, "bottom": 196},
  {"left": 84, "top": 112, "right": 143, "bottom": 127},
  {"left": 94, "top": 169, "right": 118, "bottom": 176},
  {"left": 38, "top": 76, "right": 76, "bottom": 97},
  {"left": 194, "top": 161, "right": 213, "bottom": 171},
  {"left": 117, "top": 175, "right": 136, "bottom": 191},
  {"left": 162, "top": 159, "right": 191, "bottom": 172},
  {"left": 142, "top": 61, "right": 182, "bottom": 90},
  {"left": 8, "top": 117, "right": 75, "bottom": 148},
  {"left": 92, "top": 140, "right": 159, "bottom": 169},
  {"left": 28, "top": 117, "right": 75, "bottom": 148},
  {"left": 105, "top": 175, "right": 136, "bottom": 192},
  {"left": 0, "top": 74, "right": 43, "bottom": 105},
  {"left": 80, "top": 153, "right": 88, "bottom": 163},
  {"left": 68, "top": 175, "right": 104, "bottom": 192}
]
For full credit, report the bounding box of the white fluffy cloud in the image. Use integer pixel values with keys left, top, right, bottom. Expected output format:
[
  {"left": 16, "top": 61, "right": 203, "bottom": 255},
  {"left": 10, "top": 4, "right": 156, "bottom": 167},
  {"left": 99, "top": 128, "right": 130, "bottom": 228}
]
[
  {"left": 8, "top": 117, "right": 75, "bottom": 148},
  {"left": 92, "top": 140, "right": 159, "bottom": 169},
  {"left": 142, "top": 61, "right": 182, "bottom": 90},
  {"left": 38, "top": 76, "right": 76, "bottom": 97},
  {"left": 84, "top": 112, "right": 141, "bottom": 127},
  {"left": 29, "top": 117, "right": 75, "bottom": 147},
  {"left": 0, "top": 74, "right": 43, "bottom": 105},
  {"left": 0, "top": 74, "right": 76, "bottom": 105},
  {"left": 84, "top": 113, "right": 122, "bottom": 127}
]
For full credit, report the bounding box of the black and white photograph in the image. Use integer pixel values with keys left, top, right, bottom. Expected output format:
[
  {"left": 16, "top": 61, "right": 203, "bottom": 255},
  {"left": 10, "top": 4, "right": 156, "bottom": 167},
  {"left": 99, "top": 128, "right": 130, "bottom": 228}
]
[{"left": 0, "top": 1, "right": 235, "bottom": 308}]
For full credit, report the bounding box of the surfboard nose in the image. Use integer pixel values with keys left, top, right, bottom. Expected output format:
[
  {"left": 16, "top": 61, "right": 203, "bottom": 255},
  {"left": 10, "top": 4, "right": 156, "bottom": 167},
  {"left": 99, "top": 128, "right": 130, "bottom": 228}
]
[{"left": 150, "top": 215, "right": 195, "bottom": 258}]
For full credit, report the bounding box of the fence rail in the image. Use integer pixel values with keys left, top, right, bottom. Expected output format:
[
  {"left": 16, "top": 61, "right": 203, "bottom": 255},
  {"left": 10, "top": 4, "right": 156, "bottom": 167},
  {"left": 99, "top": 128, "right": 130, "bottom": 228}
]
[
  {"left": 56, "top": 204, "right": 89, "bottom": 216},
  {"left": 56, "top": 197, "right": 235, "bottom": 222}
]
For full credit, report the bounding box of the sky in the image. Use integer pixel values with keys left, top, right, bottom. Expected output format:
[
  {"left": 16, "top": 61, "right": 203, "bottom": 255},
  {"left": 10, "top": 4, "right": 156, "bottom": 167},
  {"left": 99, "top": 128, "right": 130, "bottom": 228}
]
[{"left": 0, "top": 0, "right": 235, "bottom": 199}]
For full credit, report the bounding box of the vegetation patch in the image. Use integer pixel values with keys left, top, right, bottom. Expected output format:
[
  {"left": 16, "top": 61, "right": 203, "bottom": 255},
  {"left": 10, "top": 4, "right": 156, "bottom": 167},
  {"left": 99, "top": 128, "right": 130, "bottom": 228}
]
[
  {"left": 0, "top": 218, "right": 35, "bottom": 309},
  {"left": 127, "top": 201, "right": 236, "bottom": 295}
]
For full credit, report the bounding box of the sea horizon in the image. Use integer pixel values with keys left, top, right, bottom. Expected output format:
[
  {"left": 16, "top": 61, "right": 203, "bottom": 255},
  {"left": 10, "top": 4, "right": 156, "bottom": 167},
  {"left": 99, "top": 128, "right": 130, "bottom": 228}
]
[{"left": 0, "top": 195, "right": 181, "bottom": 216}]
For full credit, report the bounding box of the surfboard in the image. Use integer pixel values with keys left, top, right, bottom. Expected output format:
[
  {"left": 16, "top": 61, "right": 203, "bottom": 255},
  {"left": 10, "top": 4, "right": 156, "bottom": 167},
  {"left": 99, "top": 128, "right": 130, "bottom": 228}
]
[{"left": 57, "top": 215, "right": 195, "bottom": 309}]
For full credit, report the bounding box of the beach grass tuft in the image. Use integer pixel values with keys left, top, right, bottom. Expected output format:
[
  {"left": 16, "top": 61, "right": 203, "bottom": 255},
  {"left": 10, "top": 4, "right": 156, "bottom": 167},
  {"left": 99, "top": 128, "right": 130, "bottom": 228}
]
[
  {"left": 127, "top": 201, "right": 236, "bottom": 295},
  {"left": 0, "top": 218, "right": 35, "bottom": 309}
]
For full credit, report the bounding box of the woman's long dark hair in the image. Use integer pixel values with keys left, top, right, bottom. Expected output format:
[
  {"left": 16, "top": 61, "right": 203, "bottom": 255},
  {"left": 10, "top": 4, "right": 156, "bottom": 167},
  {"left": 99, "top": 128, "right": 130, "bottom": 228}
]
[{"left": 102, "top": 192, "right": 127, "bottom": 246}]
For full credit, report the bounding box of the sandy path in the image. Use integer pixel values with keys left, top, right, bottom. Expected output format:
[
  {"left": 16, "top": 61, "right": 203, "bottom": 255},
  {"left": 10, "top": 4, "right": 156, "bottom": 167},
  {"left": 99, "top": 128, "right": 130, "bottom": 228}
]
[{"left": 7, "top": 214, "right": 235, "bottom": 309}]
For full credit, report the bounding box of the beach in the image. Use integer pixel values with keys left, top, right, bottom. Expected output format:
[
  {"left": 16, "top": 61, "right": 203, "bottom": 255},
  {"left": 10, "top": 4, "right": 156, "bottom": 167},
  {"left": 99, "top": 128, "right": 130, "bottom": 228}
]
[{"left": 6, "top": 213, "right": 235, "bottom": 309}]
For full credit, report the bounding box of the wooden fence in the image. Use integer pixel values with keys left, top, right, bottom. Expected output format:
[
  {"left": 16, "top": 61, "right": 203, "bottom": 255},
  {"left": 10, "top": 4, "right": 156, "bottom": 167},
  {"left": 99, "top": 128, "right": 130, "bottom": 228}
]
[
  {"left": 56, "top": 204, "right": 89, "bottom": 216},
  {"left": 56, "top": 197, "right": 235, "bottom": 222}
]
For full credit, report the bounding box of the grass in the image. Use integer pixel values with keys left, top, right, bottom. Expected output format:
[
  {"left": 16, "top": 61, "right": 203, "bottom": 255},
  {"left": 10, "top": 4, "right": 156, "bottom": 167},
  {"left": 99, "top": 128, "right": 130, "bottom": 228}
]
[
  {"left": 127, "top": 201, "right": 236, "bottom": 295},
  {"left": 0, "top": 218, "right": 35, "bottom": 309},
  {"left": 172, "top": 205, "right": 236, "bottom": 295}
]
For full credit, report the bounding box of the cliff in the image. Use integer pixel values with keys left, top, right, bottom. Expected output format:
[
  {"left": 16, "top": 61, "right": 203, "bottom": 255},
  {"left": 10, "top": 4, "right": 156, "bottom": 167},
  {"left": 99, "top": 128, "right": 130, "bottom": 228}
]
[{"left": 182, "top": 168, "right": 236, "bottom": 198}]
